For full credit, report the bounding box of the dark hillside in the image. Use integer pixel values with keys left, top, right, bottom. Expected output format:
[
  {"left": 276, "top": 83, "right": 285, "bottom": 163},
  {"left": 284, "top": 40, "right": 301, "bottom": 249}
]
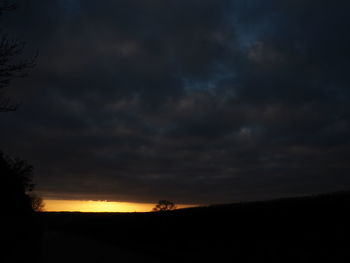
[{"left": 43, "top": 191, "right": 350, "bottom": 262}]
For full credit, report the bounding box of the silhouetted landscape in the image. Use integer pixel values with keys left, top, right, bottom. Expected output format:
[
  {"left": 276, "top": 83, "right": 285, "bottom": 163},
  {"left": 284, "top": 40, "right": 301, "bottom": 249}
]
[
  {"left": 2, "top": 1, "right": 350, "bottom": 262},
  {"left": 5, "top": 191, "right": 342, "bottom": 262}
]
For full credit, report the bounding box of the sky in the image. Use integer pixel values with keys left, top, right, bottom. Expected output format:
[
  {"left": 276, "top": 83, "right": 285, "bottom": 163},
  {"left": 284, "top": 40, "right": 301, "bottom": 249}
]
[{"left": 1, "top": 0, "right": 350, "bottom": 205}]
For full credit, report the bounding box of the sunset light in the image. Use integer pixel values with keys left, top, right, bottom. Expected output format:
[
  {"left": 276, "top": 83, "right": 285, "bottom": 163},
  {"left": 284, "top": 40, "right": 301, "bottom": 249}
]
[
  {"left": 44, "top": 199, "right": 196, "bottom": 212},
  {"left": 2, "top": 0, "right": 350, "bottom": 261}
]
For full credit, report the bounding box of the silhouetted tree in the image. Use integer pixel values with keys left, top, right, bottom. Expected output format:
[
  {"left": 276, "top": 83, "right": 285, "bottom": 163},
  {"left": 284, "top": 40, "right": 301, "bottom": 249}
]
[
  {"left": 0, "top": 2, "right": 42, "bottom": 214},
  {"left": 0, "top": 3, "right": 43, "bottom": 262},
  {"left": 30, "top": 194, "right": 45, "bottom": 212},
  {"left": 0, "top": 151, "right": 39, "bottom": 213},
  {"left": 1, "top": 152, "right": 45, "bottom": 261},
  {"left": 0, "top": 0, "right": 35, "bottom": 112},
  {"left": 153, "top": 200, "right": 177, "bottom": 211}
]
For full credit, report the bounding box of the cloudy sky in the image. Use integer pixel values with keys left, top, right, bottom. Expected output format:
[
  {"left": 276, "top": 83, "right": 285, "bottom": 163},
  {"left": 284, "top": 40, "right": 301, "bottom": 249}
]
[{"left": 1, "top": 0, "right": 350, "bottom": 204}]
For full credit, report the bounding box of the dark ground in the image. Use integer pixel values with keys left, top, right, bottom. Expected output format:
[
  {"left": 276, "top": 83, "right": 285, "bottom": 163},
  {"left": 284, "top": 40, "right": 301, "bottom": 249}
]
[{"left": 3, "top": 191, "right": 350, "bottom": 263}]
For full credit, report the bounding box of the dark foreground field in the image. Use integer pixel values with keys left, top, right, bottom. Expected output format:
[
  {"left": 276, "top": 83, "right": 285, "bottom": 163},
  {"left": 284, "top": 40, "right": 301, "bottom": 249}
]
[{"left": 3, "top": 192, "right": 350, "bottom": 263}]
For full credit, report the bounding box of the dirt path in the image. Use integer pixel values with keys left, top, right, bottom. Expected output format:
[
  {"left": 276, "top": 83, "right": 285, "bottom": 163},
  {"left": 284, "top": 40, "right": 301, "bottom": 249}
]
[{"left": 40, "top": 231, "right": 152, "bottom": 263}]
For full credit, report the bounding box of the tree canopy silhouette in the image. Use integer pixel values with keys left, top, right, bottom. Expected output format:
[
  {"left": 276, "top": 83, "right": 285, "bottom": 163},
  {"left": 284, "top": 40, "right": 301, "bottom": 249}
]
[
  {"left": 0, "top": 151, "right": 44, "bottom": 213},
  {"left": 0, "top": 0, "right": 35, "bottom": 112},
  {"left": 153, "top": 200, "right": 177, "bottom": 211},
  {"left": 0, "top": 1, "right": 42, "bottom": 213}
]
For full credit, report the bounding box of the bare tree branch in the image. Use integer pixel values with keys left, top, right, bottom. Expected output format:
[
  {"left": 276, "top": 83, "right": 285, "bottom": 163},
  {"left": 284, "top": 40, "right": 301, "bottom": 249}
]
[
  {"left": 0, "top": 1, "right": 16, "bottom": 15},
  {"left": 0, "top": 1, "right": 35, "bottom": 112}
]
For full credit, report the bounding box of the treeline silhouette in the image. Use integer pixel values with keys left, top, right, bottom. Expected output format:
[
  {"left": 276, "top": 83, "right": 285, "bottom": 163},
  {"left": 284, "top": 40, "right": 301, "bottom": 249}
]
[
  {"left": 44, "top": 191, "right": 350, "bottom": 263},
  {"left": 1, "top": 2, "right": 43, "bottom": 262},
  {"left": 1, "top": 151, "right": 34, "bottom": 213},
  {"left": 1, "top": 152, "right": 45, "bottom": 263}
]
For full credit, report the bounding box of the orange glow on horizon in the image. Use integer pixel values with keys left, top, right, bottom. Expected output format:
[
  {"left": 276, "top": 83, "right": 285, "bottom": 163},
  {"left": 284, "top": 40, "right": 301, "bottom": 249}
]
[{"left": 44, "top": 199, "right": 196, "bottom": 212}]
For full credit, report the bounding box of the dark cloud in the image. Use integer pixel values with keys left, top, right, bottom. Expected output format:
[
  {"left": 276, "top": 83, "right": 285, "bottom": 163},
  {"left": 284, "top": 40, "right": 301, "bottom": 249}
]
[{"left": 1, "top": 0, "right": 350, "bottom": 204}]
